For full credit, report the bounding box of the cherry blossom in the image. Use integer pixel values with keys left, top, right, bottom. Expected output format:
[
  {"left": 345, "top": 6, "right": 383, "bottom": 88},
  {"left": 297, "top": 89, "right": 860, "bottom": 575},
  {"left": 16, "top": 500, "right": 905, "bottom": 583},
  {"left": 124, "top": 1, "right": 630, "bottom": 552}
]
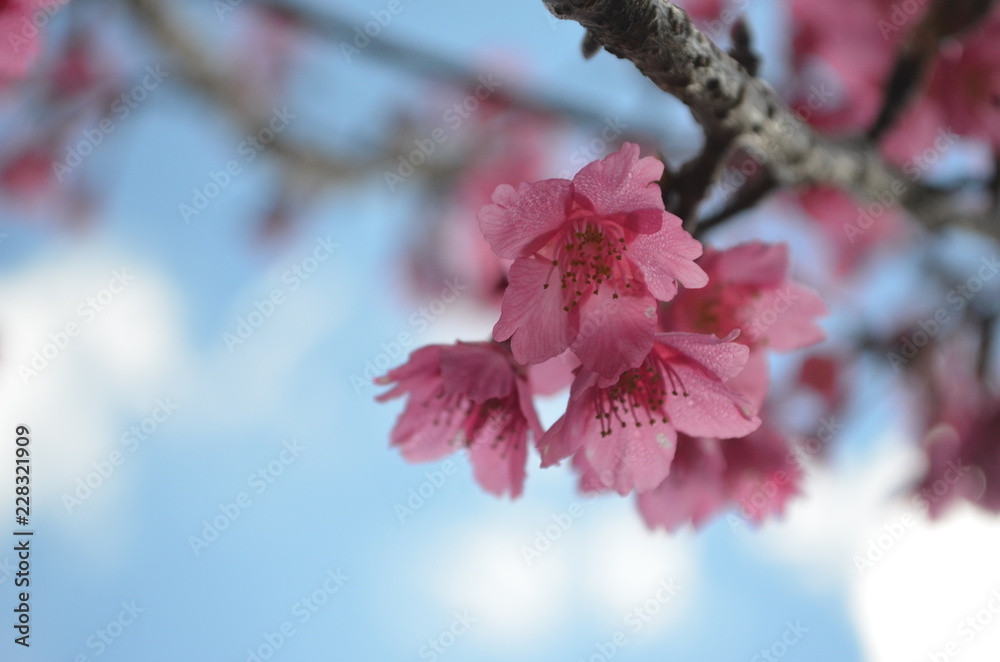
[
  {"left": 926, "top": 11, "right": 1000, "bottom": 146},
  {"left": 479, "top": 142, "right": 707, "bottom": 381},
  {"left": 538, "top": 331, "right": 760, "bottom": 495},
  {"left": 1, "top": 1, "right": 57, "bottom": 84},
  {"left": 409, "top": 102, "right": 551, "bottom": 308},
  {"left": 665, "top": 241, "right": 827, "bottom": 352},
  {"left": 376, "top": 341, "right": 542, "bottom": 498},
  {"left": 637, "top": 425, "right": 802, "bottom": 531}
]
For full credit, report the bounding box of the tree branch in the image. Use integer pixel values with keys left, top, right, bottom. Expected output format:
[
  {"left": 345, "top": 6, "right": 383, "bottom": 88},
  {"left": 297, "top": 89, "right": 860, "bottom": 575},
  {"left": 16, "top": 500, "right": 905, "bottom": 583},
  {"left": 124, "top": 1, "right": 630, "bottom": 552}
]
[
  {"left": 249, "top": 0, "right": 668, "bottom": 138},
  {"left": 542, "top": 0, "right": 1000, "bottom": 241},
  {"left": 123, "top": 0, "right": 365, "bottom": 183}
]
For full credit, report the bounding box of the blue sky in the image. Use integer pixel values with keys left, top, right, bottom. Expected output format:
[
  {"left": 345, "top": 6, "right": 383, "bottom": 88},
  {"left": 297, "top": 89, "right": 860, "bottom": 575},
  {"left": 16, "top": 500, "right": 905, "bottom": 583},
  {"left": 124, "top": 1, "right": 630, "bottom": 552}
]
[{"left": 3, "top": 1, "right": 1000, "bottom": 661}]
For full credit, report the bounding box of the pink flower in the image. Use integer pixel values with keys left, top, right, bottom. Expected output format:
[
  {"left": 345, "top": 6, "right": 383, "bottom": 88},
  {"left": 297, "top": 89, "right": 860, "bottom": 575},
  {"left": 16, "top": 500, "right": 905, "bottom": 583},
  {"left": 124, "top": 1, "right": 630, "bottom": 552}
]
[
  {"left": 665, "top": 242, "right": 827, "bottom": 351},
  {"left": 797, "top": 354, "right": 844, "bottom": 410},
  {"left": 408, "top": 101, "right": 551, "bottom": 309},
  {"left": 797, "top": 188, "right": 909, "bottom": 275},
  {"left": 916, "top": 408, "right": 999, "bottom": 517},
  {"left": 788, "top": 0, "right": 891, "bottom": 130},
  {"left": 879, "top": 96, "right": 949, "bottom": 165},
  {"left": 787, "top": 0, "right": 931, "bottom": 138},
  {"left": 637, "top": 425, "right": 801, "bottom": 531},
  {"left": 632, "top": 435, "right": 728, "bottom": 530},
  {"left": 911, "top": 337, "right": 1000, "bottom": 517},
  {"left": 50, "top": 30, "right": 104, "bottom": 100},
  {"left": 479, "top": 143, "right": 707, "bottom": 381},
  {"left": 376, "top": 341, "right": 543, "bottom": 498},
  {"left": 721, "top": 425, "right": 802, "bottom": 523},
  {"left": 0, "top": 146, "right": 54, "bottom": 202},
  {"left": 926, "top": 11, "right": 1000, "bottom": 146},
  {"left": 539, "top": 332, "right": 760, "bottom": 495},
  {"left": 676, "top": 0, "right": 726, "bottom": 23},
  {"left": 1, "top": 1, "right": 49, "bottom": 83}
]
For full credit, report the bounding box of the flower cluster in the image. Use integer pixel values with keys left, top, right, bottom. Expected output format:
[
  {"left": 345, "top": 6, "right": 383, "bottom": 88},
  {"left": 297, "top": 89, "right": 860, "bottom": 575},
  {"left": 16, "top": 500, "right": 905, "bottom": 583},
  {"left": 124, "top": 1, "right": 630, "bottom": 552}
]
[{"left": 377, "top": 144, "right": 828, "bottom": 530}]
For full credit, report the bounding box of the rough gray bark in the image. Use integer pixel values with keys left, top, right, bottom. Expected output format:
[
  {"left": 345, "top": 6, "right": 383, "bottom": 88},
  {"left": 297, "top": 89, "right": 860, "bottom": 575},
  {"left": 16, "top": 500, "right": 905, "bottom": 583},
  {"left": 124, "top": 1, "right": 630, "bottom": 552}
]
[{"left": 543, "top": 0, "right": 1000, "bottom": 241}]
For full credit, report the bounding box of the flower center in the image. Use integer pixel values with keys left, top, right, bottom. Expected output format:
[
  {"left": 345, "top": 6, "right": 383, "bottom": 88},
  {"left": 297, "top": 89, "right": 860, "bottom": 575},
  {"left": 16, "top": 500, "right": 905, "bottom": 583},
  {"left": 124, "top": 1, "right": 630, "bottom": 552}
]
[
  {"left": 541, "top": 216, "right": 633, "bottom": 311},
  {"left": 592, "top": 354, "right": 690, "bottom": 438},
  {"left": 423, "top": 387, "right": 523, "bottom": 453}
]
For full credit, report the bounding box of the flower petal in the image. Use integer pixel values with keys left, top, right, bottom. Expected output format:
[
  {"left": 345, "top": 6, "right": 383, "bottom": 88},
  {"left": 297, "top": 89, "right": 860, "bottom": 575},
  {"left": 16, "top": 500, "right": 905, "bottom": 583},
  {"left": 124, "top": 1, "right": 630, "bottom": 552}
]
[
  {"left": 573, "top": 286, "right": 656, "bottom": 385},
  {"left": 494, "top": 256, "right": 577, "bottom": 365},
  {"left": 581, "top": 423, "right": 678, "bottom": 495},
  {"left": 628, "top": 213, "right": 708, "bottom": 301},
  {"left": 538, "top": 390, "right": 592, "bottom": 467},
  {"left": 656, "top": 332, "right": 750, "bottom": 381},
  {"left": 467, "top": 414, "right": 529, "bottom": 498},
  {"left": 572, "top": 143, "right": 665, "bottom": 217},
  {"left": 440, "top": 343, "right": 516, "bottom": 402},
  {"left": 478, "top": 179, "right": 573, "bottom": 259}
]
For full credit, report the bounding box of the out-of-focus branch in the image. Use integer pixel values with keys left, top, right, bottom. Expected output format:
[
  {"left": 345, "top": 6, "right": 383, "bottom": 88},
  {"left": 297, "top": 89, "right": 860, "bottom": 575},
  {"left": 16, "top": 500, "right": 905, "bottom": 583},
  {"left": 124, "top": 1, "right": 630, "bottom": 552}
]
[
  {"left": 978, "top": 314, "right": 997, "bottom": 383},
  {"left": 693, "top": 169, "right": 777, "bottom": 239},
  {"left": 123, "top": 0, "right": 365, "bottom": 182},
  {"left": 249, "top": 0, "right": 666, "bottom": 139},
  {"left": 668, "top": 134, "right": 736, "bottom": 229},
  {"left": 542, "top": 0, "right": 1000, "bottom": 241},
  {"left": 868, "top": 0, "right": 998, "bottom": 140}
]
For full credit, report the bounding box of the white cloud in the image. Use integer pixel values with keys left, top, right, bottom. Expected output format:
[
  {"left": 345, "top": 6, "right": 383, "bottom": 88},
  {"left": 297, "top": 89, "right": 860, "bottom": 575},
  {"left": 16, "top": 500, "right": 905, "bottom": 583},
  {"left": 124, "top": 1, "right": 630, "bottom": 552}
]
[
  {"left": 734, "top": 423, "right": 1000, "bottom": 660},
  {"left": 0, "top": 245, "right": 187, "bottom": 496},
  {"left": 423, "top": 493, "right": 698, "bottom": 649},
  {"left": 852, "top": 506, "right": 1000, "bottom": 662},
  {"left": 744, "top": 429, "right": 923, "bottom": 591},
  {"left": 0, "top": 241, "right": 189, "bottom": 567},
  {"left": 581, "top": 508, "right": 697, "bottom": 635},
  {"left": 429, "top": 511, "right": 575, "bottom": 646}
]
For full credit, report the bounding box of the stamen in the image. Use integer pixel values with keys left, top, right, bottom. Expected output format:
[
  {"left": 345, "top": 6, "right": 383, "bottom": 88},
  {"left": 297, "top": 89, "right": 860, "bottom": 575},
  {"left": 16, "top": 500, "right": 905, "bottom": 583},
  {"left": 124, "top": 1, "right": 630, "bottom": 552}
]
[{"left": 591, "top": 352, "right": 685, "bottom": 437}]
